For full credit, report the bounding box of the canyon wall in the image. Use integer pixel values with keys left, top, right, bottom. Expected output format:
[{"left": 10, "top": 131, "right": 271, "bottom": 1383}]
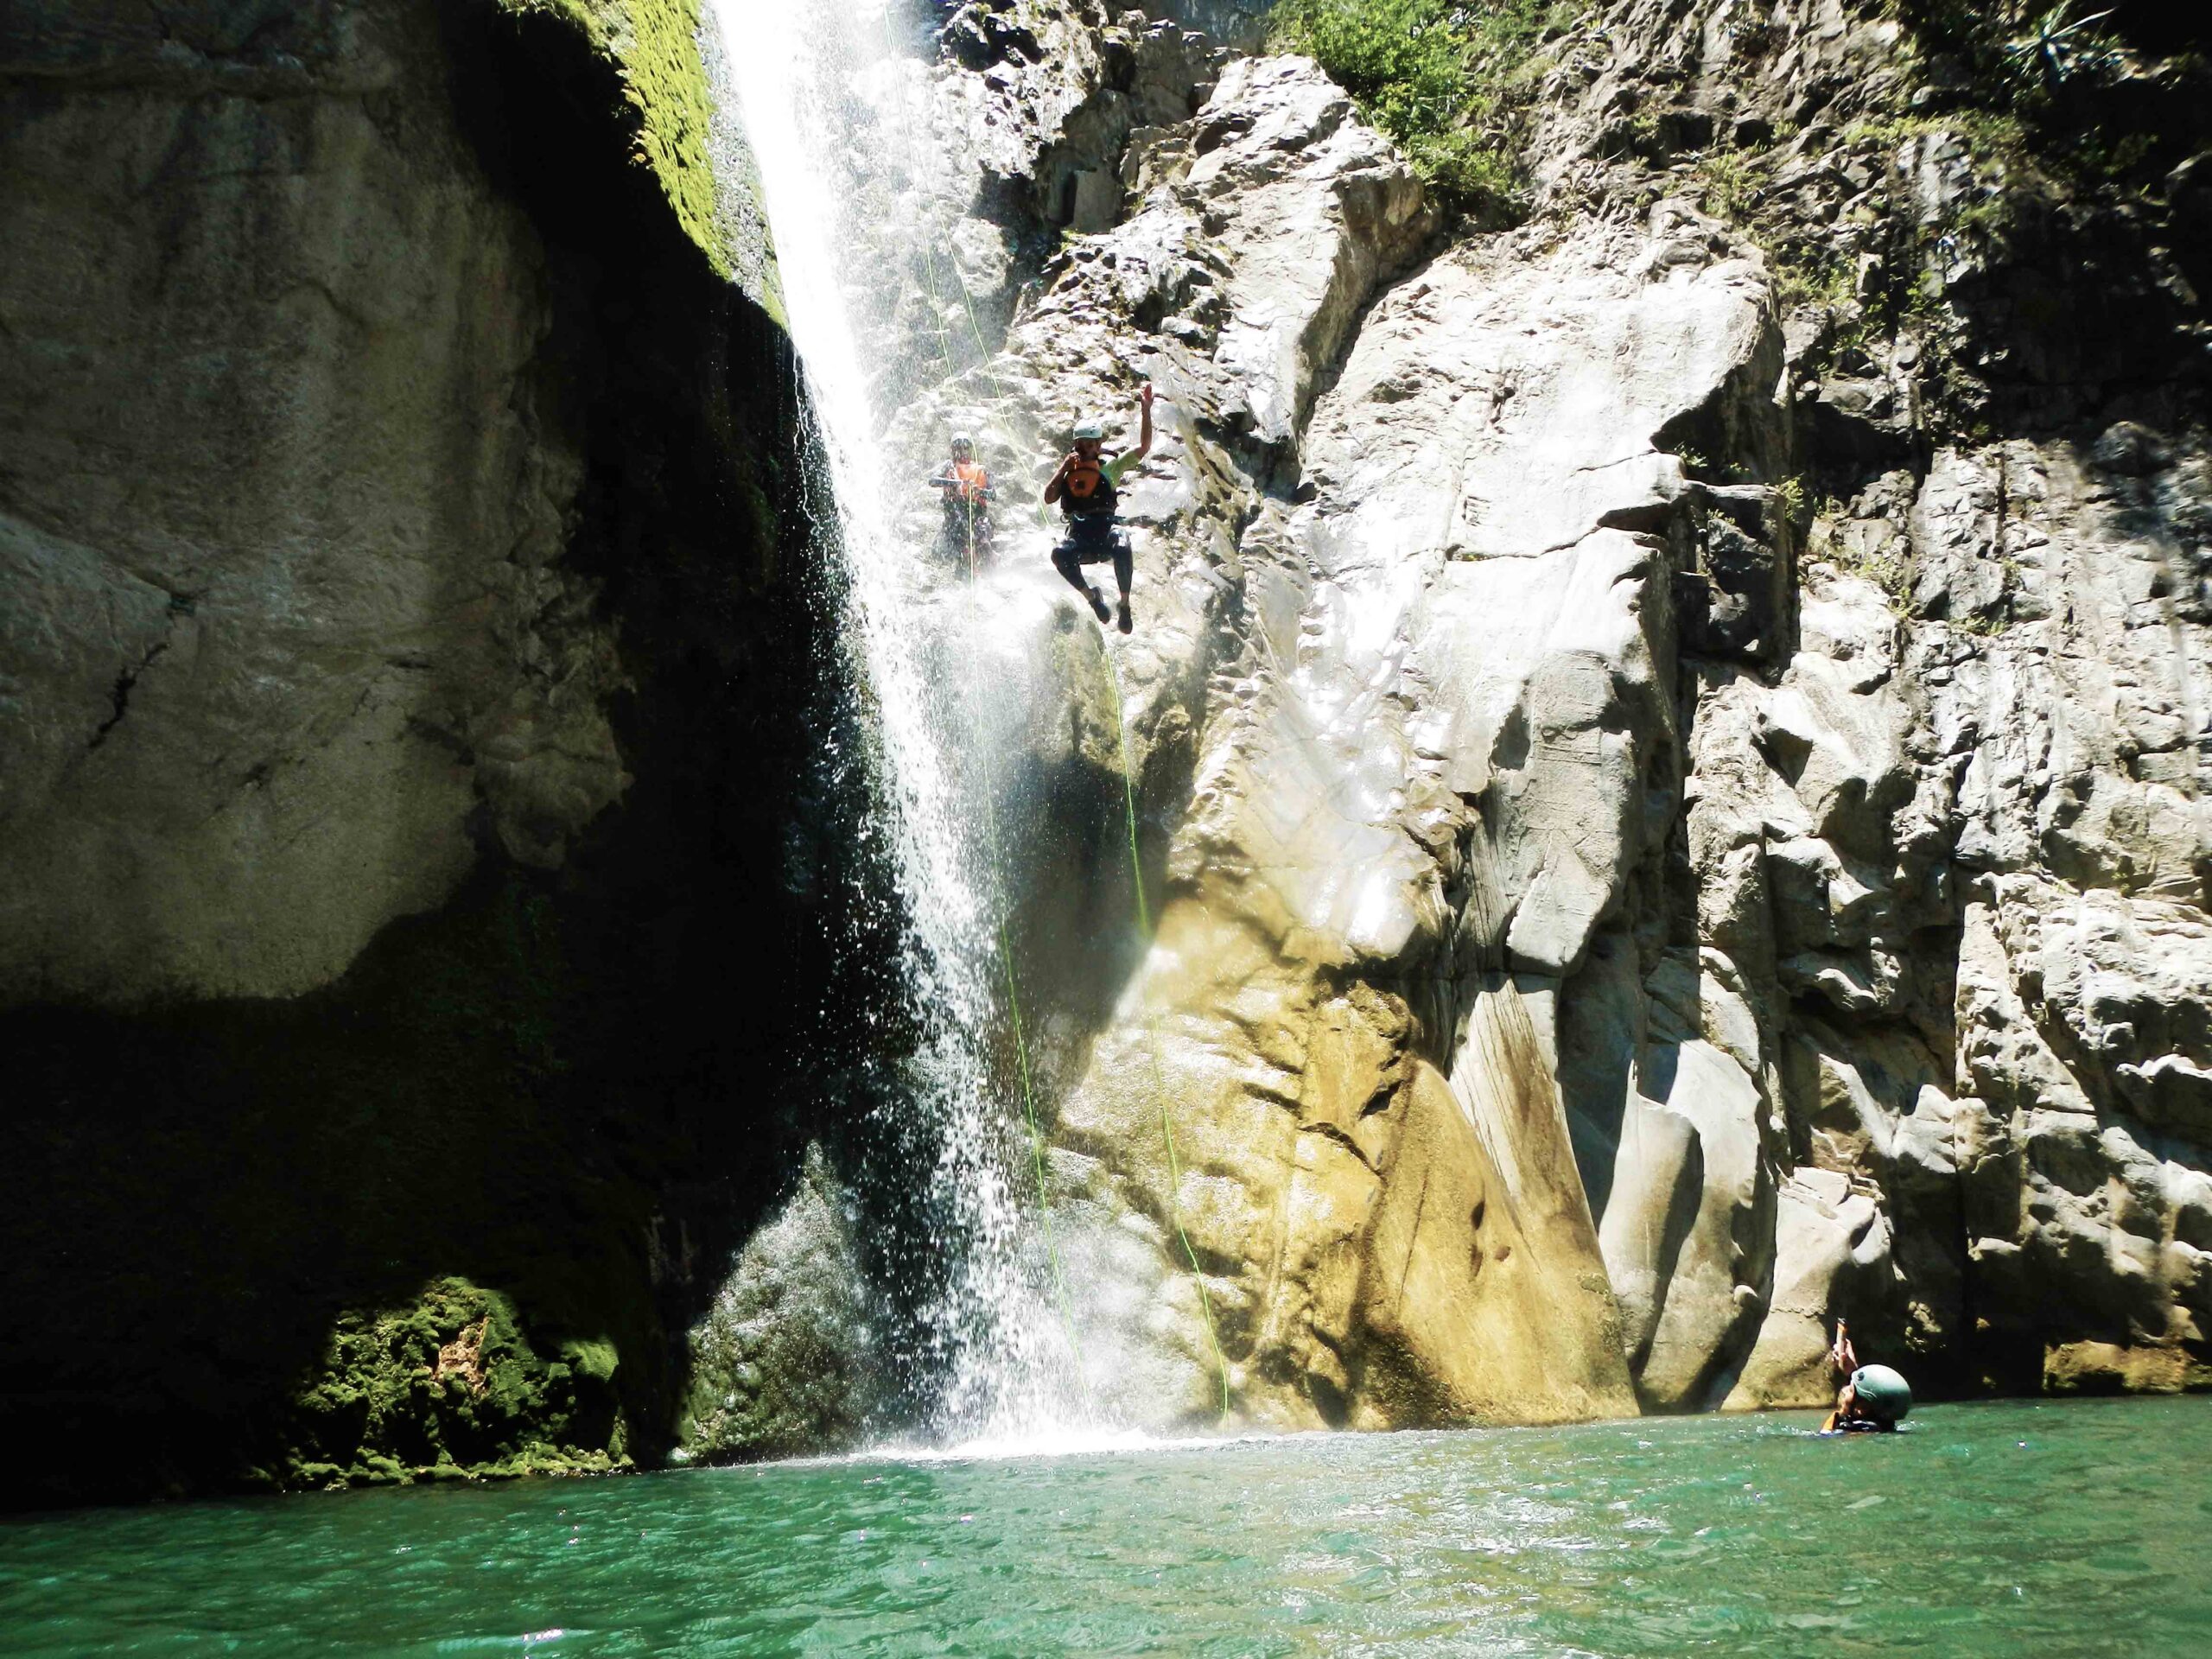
[
  {"left": 0, "top": 0, "right": 866, "bottom": 1506},
  {"left": 6, "top": 0, "right": 2209, "bottom": 1504},
  {"left": 885, "top": 0, "right": 2212, "bottom": 1427}
]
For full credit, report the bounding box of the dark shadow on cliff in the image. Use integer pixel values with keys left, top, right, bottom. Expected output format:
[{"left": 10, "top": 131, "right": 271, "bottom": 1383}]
[{"left": 0, "top": 0, "right": 916, "bottom": 1510}]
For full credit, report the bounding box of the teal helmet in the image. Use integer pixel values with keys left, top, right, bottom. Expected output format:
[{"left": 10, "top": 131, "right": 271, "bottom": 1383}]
[
  {"left": 1849, "top": 1364, "right": 1912, "bottom": 1422},
  {"left": 1072, "top": 418, "right": 1105, "bottom": 441}
]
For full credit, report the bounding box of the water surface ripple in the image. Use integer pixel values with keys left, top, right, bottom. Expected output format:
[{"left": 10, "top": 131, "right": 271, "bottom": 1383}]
[{"left": 4, "top": 1400, "right": 2206, "bottom": 1656}]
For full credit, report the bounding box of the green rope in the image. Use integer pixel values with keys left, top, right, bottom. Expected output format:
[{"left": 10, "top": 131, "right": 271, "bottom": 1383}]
[
  {"left": 998, "top": 914, "right": 1084, "bottom": 1370},
  {"left": 1103, "top": 652, "right": 1232, "bottom": 1419},
  {"left": 970, "top": 728, "right": 1086, "bottom": 1378},
  {"left": 867, "top": 49, "right": 1085, "bottom": 1378},
  {"left": 867, "top": 40, "right": 1204, "bottom": 1410}
]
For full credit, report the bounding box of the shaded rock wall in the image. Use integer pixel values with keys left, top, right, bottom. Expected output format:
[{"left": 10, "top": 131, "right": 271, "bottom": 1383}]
[
  {"left": 0, "top": 0, "right": 880, "bottom": 1508},
  {"left": 0, "top": 0, "right": 607, "bottom": 1002}
]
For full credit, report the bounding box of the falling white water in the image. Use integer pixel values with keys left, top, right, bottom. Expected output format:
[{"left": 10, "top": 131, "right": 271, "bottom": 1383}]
[{"left": 711, "top": 0, "right": 1088, "bottom": 1440}]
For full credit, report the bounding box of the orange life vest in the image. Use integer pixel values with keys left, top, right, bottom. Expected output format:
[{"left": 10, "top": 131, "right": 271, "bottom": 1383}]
[
  {"left": 1060, "top": 454, "right": 1116, "bottom": 517},
  {"left": 949, "top": 460, "right": 989, "bottom": 504}
]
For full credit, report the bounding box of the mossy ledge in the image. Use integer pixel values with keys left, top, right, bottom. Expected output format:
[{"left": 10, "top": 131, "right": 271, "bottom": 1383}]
[
  {"left": 492, "top": 0, "right": 734, "bottom": 279},
  {"left": 283, "top": 1278, "right": 626, "bottom": 1489}
]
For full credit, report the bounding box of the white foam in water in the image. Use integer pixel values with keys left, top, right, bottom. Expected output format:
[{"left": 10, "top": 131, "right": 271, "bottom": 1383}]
[
  {"left": 772, "top": 1427, "right": 1287, "bottom": 1471},
  {"left": 709, "top": 0, "right": 1094, "bottom": 1442}
]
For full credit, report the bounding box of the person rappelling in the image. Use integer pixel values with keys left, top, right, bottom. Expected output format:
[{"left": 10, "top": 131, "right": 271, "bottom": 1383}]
[
  {"left": 1044, "top": 383, "right": 1152, "bottom": 634},
  {"left": 930, "top": 434, "right": 994, "bottom": 574}
]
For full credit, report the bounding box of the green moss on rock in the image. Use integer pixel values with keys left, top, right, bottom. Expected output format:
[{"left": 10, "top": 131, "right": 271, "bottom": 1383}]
[
  {"left": 498, "top": 0, "right": 718, "bottom": 263},
  {"left": 679, "top": 1148, "right": 881, "bottom": 1462},
  {"left": 285, "top": 1277, "right": 626, "bottom": 1490},
  {"left": 493, "top": 0, "right": 779, "bottom": 307}
]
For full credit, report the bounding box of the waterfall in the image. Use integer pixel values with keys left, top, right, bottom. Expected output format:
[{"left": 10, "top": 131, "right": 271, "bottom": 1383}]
[{"left": 709, "top": 0, "right": 1088, "bottom": 1443}]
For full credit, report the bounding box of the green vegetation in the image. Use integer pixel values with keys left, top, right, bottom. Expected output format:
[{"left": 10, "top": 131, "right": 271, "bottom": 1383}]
[
  {"left": 1696, "top": 147, "right": 1764, "bottom": 226},
  {"left": 1885, "top": 0, "right": 2201, "bottom": 185},
  {"left": 1808, "top": 498, "right": 1917, "bottom": 613},
  {"left": 1773, "top": 475, "right": 1808, "bottom": 525},
  {"left": 1687, "top": 105, "right": 2025, "bottom": 434},
  {"left": 1273, "top": 0, "right": 1583, "bottom": 224},
  {"left": 285, "top": 1278, "right": 626, "bottom": 1490},
  {"left": 1672, "top": 0, "right": 2207, "bottom": 439},
  {"left": 494, "top": 0, "right": 733, "bottom": 278}
]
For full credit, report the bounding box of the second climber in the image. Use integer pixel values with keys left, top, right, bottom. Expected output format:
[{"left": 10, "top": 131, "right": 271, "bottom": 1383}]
[
  {"left": 1043, "top": 383, "right": 1152, "bottom": 633},
  {"left": 930, "top": 433, "right": 995, "bottom": 571}
]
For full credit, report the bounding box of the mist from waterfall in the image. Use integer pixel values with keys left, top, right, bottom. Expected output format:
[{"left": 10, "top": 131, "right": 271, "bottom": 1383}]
[{"left": 710, "top": 0, "right": 1092, "bottom": 1443}]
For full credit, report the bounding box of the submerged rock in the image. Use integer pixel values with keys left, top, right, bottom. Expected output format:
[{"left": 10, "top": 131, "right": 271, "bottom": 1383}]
[{"left": 282, "top": 1275, "right": 627, "bottom": 1490}]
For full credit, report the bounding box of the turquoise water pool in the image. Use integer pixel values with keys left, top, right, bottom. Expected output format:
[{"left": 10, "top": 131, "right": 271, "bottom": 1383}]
[{"left": 4, "top": 1398, "right": 2207, "bottom": 1655}]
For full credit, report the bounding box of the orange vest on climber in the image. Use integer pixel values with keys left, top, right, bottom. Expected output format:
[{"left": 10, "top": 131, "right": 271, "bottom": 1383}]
[
  {"left": 1058, "top": 454, "right": 1116, "bottom": 517},
  {"left": 948, "top": 460, "right": 990, "bottom": 504}
]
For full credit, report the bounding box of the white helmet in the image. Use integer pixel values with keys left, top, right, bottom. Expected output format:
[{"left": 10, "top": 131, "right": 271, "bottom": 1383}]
[{"left": 1072, "top": 418, "right": 1105, "bottom": 441}]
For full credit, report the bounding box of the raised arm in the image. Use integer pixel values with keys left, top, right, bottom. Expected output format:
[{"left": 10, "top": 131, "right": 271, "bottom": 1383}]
[
  {"left": 1123, "top": 382, "right": 1154, "bottom": 465},
  {"left": 1830, "top": 1319, "right": 1858, "bottom": 1377}
]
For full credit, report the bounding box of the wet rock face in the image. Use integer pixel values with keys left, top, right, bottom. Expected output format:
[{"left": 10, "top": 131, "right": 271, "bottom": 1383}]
[
  {"left": 681, "top": 1151, "right": 884, "bottom": 1462},
  {"left": 0, "top": 0, "right": 626, "bottom": 1001},
  {"left": 924, "top": 0, "right": 2212, "bottom": 1422},
  {"left": 0, "top": 0, "right": 858, "bottom": 1507},
  {"left": 908, "top": 36, "right": 1756, "bottom": 1427}
]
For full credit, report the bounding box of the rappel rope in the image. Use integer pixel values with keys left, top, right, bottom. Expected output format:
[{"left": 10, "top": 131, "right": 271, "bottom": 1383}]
[
  {"left": 881, "top": 29, "right": 1226, "bottom": 1418},
  {"left": 930, "top": 212, "right": 1233, "bottom": 1422},
  {"left": 1101, "top": 653, "right": 1233, "bottom": 1420},
  {"left": 933, "top": 254, "right": 1233, "bottom": 1418},
  {"left": 870, "top": 34, "right": 1088, "bottom": 1386},
  {"left": 968, "top": 721, "right": 1087, "bottom": 1384}
]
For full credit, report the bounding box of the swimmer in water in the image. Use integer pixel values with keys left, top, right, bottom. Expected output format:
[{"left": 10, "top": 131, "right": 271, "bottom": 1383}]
[{"left": 1821, "top": 1319, "right": 1912, "bottom": 1433}]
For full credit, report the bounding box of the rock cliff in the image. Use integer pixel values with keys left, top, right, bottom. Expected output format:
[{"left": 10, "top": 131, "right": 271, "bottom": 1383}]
[
  {"left": 873, "top": 0, "right": 2212, "bottom": 1428},
  {"left": 7, "top": 0, "right": 2211, "bottom": 1505},
  {"left": 0, "top": 0, "right": 868, "bottom": 1506}
]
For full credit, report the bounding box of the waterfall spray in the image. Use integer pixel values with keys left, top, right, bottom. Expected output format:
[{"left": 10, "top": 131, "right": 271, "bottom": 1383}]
[{"left": 710, "top": 0, "right": 1086, "bottom": 1441}]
